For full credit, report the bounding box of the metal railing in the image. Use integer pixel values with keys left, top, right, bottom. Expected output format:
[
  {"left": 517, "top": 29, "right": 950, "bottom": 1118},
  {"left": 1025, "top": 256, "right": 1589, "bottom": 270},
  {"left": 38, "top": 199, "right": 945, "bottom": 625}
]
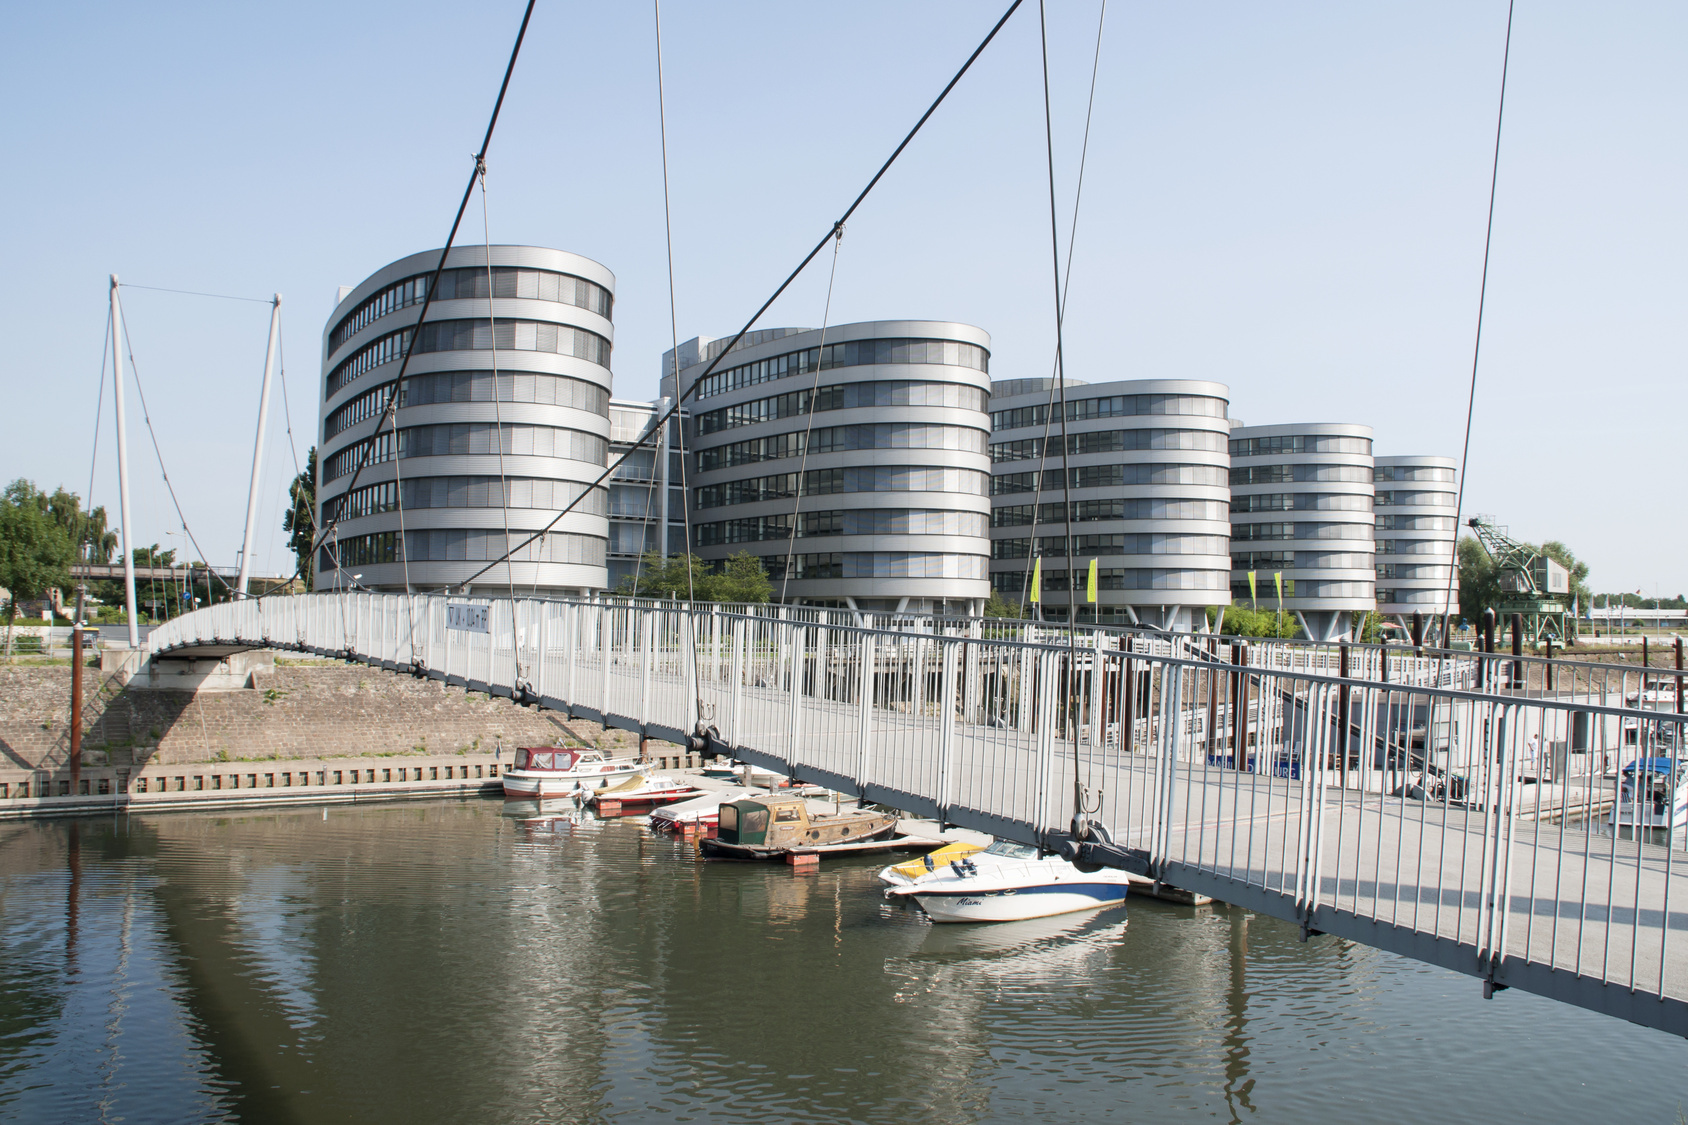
[{"left": 147, "top": 592, "right": 1688, "bottom": 1036}]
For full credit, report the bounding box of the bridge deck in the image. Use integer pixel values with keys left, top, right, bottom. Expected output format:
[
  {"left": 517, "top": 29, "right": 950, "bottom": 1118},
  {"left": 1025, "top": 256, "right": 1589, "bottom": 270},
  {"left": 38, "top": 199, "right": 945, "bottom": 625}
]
[{"left": 146, "top": 593, "right": 1688, "bottom": 1036}]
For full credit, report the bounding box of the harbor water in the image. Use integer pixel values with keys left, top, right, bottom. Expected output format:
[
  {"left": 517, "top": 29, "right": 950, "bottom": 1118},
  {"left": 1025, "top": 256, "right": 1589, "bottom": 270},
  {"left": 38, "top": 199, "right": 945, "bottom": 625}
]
[{"left": 1, "top": 798, "right": 1683, "bottom": 1123}]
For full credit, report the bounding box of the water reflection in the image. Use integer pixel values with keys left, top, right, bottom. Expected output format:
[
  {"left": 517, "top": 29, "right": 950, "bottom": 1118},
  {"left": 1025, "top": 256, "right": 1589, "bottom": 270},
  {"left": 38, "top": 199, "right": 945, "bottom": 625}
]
[{"left": 0, "top": 801, "right": 1684, "bottom": 1123}]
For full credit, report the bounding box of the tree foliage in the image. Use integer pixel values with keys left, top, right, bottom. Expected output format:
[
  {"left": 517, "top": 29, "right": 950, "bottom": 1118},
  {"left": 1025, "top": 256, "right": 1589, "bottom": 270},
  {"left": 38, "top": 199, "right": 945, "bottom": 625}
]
[
  {"left": 282, "top": 448, "right": 317, "bottom": 591},
  {"left": 0, "top": 480, "right": 76, "bottom": 655},
  {"left": 1457, "top": 534, "right": 1592, "bottom": 625},
  {"left": 1210, "top": 603, "right": 1299, "bottom": 638},
  {"left": 982, "top": 592, "right": 1022, "bottom": 619},
  {"left": 617, "top": 551, "right": 772, "bottom": 604}
]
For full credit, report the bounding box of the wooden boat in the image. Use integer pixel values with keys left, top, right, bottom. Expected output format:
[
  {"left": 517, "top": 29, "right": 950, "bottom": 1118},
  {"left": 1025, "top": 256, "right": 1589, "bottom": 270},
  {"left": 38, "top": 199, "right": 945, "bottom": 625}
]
[
  {"left": 699, "top": 794, "right": 898, "bottom": 860},
  {"left": 586, "top": 774, "right": 706, "bottom": 810},
  {"left": 500, "top": 746, "right": 645, "bottom": 798}
]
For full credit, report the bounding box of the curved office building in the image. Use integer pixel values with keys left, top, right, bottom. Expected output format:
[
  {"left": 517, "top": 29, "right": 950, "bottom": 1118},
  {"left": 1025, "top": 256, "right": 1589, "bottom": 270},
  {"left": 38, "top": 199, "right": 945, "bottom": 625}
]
[
  {"left": 988, "top": 378, "right": 1232, "bottom": 629},
  {"left": 316, "top": 245, "right": 613, "bottom": 595},
  {"left": 676, "top": 322, "right": 993, "bottom": 615},
  {"left": 1374, "top": 454, "right": 1459, "bottom": 626},
  {"left": 1228, "top": 422, "right": 1375, "bottom": 641}
]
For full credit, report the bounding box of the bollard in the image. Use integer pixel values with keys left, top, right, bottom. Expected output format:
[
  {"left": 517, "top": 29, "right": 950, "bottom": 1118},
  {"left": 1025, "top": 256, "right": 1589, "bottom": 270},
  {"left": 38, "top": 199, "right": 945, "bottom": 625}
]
[
  {"left": 1545, "top": 636, "right": 1554, "bottom": 692},
  {"left": 1412, "top": 611, "right": 1424, "bottom": 656},
  {"left": 1511, "top": 612, "right": 1524, "bottom": 690},
  {"left": 1481, "top": 609, "right": 1496, "bottom": 689}
]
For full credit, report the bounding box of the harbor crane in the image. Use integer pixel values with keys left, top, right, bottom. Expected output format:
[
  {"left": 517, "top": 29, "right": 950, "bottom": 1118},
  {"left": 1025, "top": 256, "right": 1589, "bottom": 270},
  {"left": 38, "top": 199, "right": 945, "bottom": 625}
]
[{"left": 1467, "top": 514, "right": 1573, "bottom": 644}]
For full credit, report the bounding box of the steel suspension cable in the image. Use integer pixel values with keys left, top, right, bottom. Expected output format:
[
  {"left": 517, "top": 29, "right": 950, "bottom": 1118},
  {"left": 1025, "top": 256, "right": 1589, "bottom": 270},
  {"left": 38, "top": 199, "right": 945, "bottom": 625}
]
[
  {"left": 1039, "top": 0, "right": 1092, "bottom": 829},
  {"left": 477, "top": 160, "right": 516, "bottom": 594},
  {"left": 1440, "top": 0, "right": 1516, "bottom": 647},
  {"left": 778, "top": 227, "right": 843, "bottom": 605},
  {"left": 457, "top": 0, "right": 1025, "bottom": 591},
  {"left": 116, "top": 317, "right": 236, "bottom": 596},
  {"left": 306, "top": 0, "right": 538, "bottom": 585},
  {"left": 1016, "top": 0, "right": 1107, "bottom": 622}
]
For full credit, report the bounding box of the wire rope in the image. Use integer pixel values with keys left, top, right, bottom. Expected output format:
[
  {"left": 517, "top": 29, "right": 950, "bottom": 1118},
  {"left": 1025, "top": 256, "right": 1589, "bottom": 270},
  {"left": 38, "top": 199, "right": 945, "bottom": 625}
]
[
  {"left": 1016, "top": 0, "right": 1107, "bottom": 622},
  {"left": 116, "top": 283, "right": 270, "bottom": 304},
  {"left": 116, "top": 316, "right": 236, "bottom": 596},
  {"left": 653, "top": 0, "right": 697, "bottom": 611},
  {"left": 459, "top": 0, "right": 1025, "bottom": 590},
  {"left": 1440, "top": 0, "right": 1516, "bottom": 647},
  {"left": 477, "top": 159, "right": 516, "bottom": 595},
  {"left": 302, "top": 0, "right": 539, "bottom": 591},
  {"left": 778, "top": 227, "right": 844, "bottom": 606},
  {"left": 86, "top": 307, "right": 111, "bottom": 537},
  {"left": 1039, "top": 0, "right": 1091, "bottom": 831}
]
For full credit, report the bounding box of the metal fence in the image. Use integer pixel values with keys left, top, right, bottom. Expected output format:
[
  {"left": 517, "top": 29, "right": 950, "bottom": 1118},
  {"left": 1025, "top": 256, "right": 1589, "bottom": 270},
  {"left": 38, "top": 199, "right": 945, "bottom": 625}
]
[{"left": 148, "top": 592, "right": 1688, "bottom": 1035}]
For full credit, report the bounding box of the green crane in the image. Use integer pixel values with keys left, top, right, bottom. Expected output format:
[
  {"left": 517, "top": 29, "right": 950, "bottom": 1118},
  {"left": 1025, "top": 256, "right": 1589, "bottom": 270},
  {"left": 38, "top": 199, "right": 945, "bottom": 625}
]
[{"left": 1467, "top": 514, "right": 1573, "bottom": 644}]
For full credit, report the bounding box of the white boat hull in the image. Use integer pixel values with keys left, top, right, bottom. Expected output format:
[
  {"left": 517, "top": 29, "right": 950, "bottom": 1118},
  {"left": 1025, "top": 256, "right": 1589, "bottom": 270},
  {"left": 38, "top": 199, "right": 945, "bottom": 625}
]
[
  {"left": 501, "top": 764, "right": 644, "bottom": 798},
  {"left": 908, "top": 883, "right": 1128, "bottom": 923}
]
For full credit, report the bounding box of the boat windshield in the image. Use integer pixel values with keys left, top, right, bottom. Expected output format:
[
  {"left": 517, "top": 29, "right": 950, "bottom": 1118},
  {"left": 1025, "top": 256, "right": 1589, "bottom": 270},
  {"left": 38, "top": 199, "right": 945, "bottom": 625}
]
[{"left": 982, "top": 840, "right": 1039, "bottom": 860}]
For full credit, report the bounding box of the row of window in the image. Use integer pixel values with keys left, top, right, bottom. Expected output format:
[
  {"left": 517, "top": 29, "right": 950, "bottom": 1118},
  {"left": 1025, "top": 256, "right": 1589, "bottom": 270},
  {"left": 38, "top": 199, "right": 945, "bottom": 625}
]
[
  {"left": 694, "top": 466, "right": 990, "bottom": 509},
  {"left": 990, "top": 429, "right": 1227, "bottom": 464},
  {"left": 1230, "top": 522, "right": 1372, "bottom": 542},
  {"left": 1376, "top": 514, "right": 1457, "bottom": 532},
  {"left": 321, "top": 529, "right": 607, "bottom": 569},
  {"left": 696, "top": 509, "right": 988, "bottom": 546},
  {"left": 1376, "top": 587, "right": 1454, "bottom": 605},
  {"left": 991, "top": 534, "right": 1230, "bottom": 560},
  {"left": 610, "top": 448, "right": 684, "bottom": 483},
  {"left": 989, "top": 394, "right": 1227, "bottom": 432},
  {"left": 323, "top": 424, "right": 609, "bottom": 480},
  {"left": 991, "top": 499, "right": 1230, "bottom": 527},
  {"left": 758, "top": 552, "right": 989, "bottom": 581},
  {"left": 1376, "top": 538, "right": 1453, "bottom": 555},
  {"left": 1231, "top": 551, "right": 1375, "bottom": 571},
  {"left": 1375, "top": 490, "right": 1456, "bottom": 508},
  {"left": 333, "top": 476, "right": 608, "bottom": 520},
  {"left": 1229, "top": 579, "right": 1374, "bottom": 601},
  {"left": 1375, "top": 464, "right": 1456, "bottom": 483},
  {"left": 607, "top": 484, "right": 684, "bottom": 518},
  {"left": 1230, "top": 464, "right": 1372, "bottom": 485},
  {"left": 328, "top": 267, "right": 612, "bottom": 354},
  {"left": 991, "top": 463, "right": 1226, "bottom": 495},
  {"left": 1232, "top": 493, "right": 1373, "bottom": 514},
  {"left": 327, "top": 319, "right": 612, "bottom": 397},
  {"left": 695, "top": 380, "right": 987, "bottom": 435},
  {"left": 1374, "top": 563, "right": 1452, "bottom": 580},
  {"left": 691, "top": 338, "right": 988, "bottom": 400},
  {"left": 992, "top": 567, "right": 1229, "bottom": 593},
  {"left": 1229, "top": 434, "right": 1372, "bottom": 458},
  {"left": 326, "top": 371, "right": 611, "bottom": 439},
  {"left": 697, "top": 424, "right": 986, "bottom": 471}
]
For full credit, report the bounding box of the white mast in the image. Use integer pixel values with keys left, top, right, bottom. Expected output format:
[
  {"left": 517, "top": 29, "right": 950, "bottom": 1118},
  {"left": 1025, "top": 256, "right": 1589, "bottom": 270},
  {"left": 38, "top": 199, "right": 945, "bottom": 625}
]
[
  {"left": 235, "top": 295, "right": 282, "bottom": 598},
  {"left": 110, "top": 276, "right": 139, "bottom": 648}
]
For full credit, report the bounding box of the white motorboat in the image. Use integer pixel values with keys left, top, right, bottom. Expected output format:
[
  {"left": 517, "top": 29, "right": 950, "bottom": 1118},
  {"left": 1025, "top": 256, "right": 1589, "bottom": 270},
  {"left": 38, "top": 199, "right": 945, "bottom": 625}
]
[
  {"left": 886, "top": 839, "right": 1132, "bottom": 923},
  {"left": 500, "top": 746, "right": 645, "bottom": 798},
  {"left": 1611, "top": 757, "right": 1688, "bottom": 830}
]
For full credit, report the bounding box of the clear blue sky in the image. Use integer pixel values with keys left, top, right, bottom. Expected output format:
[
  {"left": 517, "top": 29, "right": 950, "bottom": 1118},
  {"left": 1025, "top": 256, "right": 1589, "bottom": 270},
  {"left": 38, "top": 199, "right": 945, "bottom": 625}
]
[{"left": 2, "top": 2, "right": 1683, "bottom": 595}]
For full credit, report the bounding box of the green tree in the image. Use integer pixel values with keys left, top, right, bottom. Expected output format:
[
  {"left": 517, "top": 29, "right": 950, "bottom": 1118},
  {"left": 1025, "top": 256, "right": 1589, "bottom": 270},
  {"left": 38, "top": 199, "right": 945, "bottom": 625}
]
[
  {"left": 1210, "top": 603, "right": 1298, "bottom": 638},
  {"left": 617, "top": 551, "right": 773, "bottom": 604},
  {"left": 1456, "top": 535, "right": 1501, "bottom": 626},
  {"left": 282, "top": 447, "right": 316, "bottom": 591},
  {"left": 983, "top": 592, "right": 1022, "bottom": 619},
  {"left": 0, "top": 480, "right": 75, "bottom": 658},
  {"left": 701, "top": 551, "right": 773, "bottom": 604}
]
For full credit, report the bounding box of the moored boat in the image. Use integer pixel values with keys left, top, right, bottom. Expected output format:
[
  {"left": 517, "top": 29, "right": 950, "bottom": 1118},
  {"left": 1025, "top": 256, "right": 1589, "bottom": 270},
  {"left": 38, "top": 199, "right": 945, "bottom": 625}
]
[
  {"left": 500, "top": 746, "right": 646, "bottom": 798},
  {"left": 700, "top": 794, "right": 897, "bottom": 859},
  {"left": 878, "top": 840, "right": 987, "bottom": 886},
  {"left": 650, "top": 787, "right": 768, "bottom": 831},
  {"left": 886, "top": 839, "right": 1131, "bottom": 923},
  {"left": 1611, "top": 757, "right": 1688, "bottom": 830},
  {"left": 586, "top": 774, "right": 706, "bottom": 810}
]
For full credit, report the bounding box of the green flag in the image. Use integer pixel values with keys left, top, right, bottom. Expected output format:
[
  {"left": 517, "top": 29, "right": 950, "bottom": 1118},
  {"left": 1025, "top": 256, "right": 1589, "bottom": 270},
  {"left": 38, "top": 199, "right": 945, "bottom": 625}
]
[
  {"left": 1030, "top": 557, "right": 1042, "bottom": 604},
  {"left": 1274, "top": 571, "right": 1284, "bottom": 609},
  {"left": 1248, "top": 569, "right": 1258, "bottom": 609},
  {"left": 1087, "top": 558, "right": 1098, "bottom": 603}
]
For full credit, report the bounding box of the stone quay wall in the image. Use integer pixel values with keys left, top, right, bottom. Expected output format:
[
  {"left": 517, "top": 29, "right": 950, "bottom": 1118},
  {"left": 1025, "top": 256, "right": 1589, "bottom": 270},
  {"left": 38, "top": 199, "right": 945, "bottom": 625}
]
[{"left": 0, "top": 658, "right": 640, "bottom": 775}]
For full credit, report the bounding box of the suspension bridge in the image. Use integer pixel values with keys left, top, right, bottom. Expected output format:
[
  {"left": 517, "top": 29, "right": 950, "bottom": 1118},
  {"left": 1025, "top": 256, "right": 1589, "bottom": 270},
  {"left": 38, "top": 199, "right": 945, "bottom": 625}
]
[{"left": 145, "top": 591, "right": 1688, "bottom": 1038}]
